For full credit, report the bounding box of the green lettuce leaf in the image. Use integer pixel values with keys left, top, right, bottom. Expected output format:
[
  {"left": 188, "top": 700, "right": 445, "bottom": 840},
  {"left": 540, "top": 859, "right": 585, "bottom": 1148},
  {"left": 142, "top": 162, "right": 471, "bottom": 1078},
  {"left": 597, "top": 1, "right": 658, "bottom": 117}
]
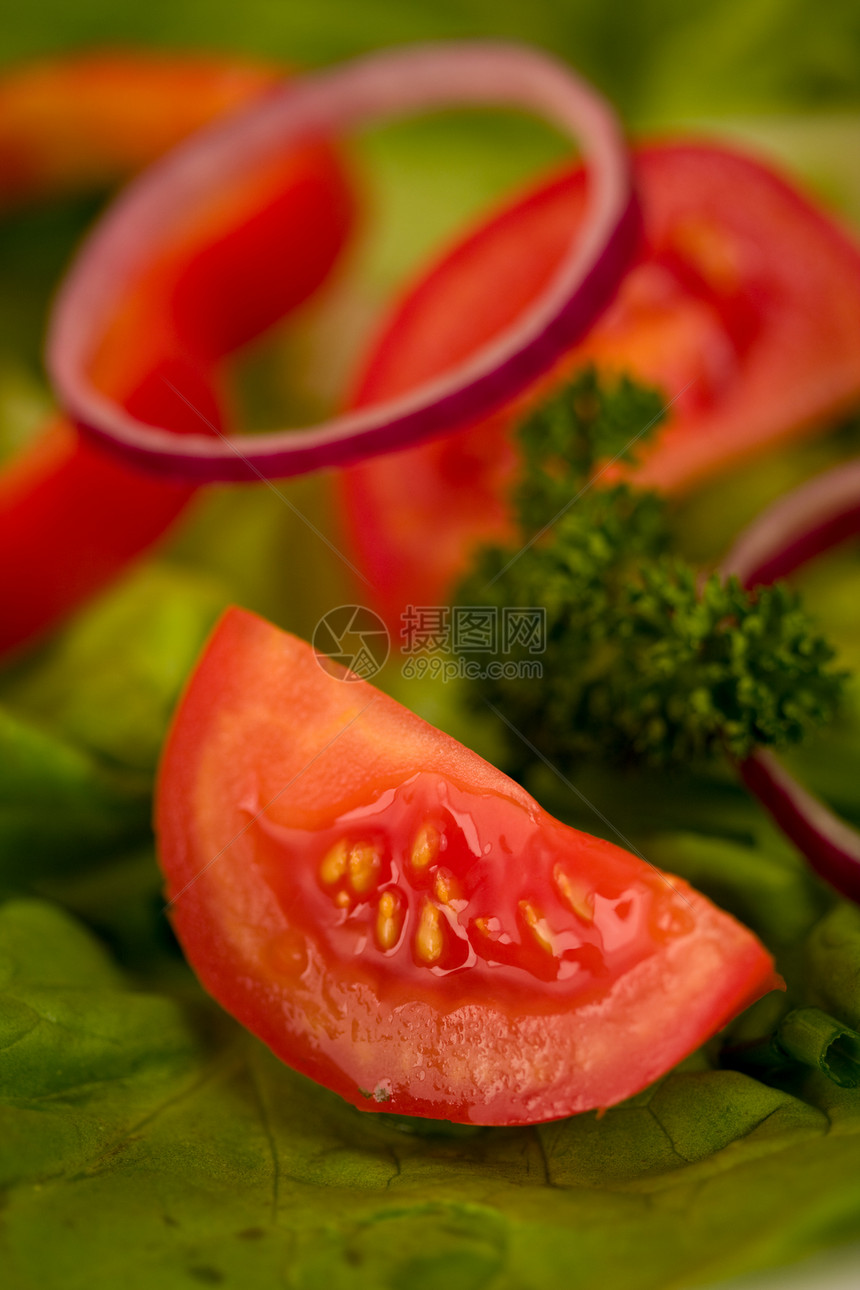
[
  {"left": 2, "top": 895, "right": 859, "bottom": 1290},
  {"left": 2, "top": 563, "right": 227, "bottom": 771},
  {"left": 0, "top": 706, "right": 148, "bottom": 881},
  {"left": 0, "top": 565, "right": 227, "bottom": 880}
]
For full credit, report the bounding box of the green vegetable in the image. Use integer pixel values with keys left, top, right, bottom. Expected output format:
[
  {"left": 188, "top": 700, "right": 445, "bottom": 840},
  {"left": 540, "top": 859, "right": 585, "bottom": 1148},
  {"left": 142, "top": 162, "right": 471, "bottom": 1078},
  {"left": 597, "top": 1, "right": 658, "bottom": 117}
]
[
  {"left": 0, "top": 705, "right": 148, "bottom": 880},
  {"left": 0, "top": 565, "right": 227, "bottom": 880},
  {"left": 456, "top": 369, "right": 845, "bottom": 773},
  {"left": 776, "top": 1009, "right": 860, "bottom": 1087},
  {"left": 1, "top": 895, "right": 859, "bottom": 1290},
  {"left": 3, "top": 7, "right": 860, "bottom": 1284},
  {"left": 646, "top": 830, "right": 830, "bottom": 954},
  {"left": 1, "top": 563, "right": 228, "bottom": 771},
  {"left": 722, "top": 1007, "right": 860, "bottom": 1088},
  {"left": 804, "top": 903, "right": 860, "bottom": 1030}
]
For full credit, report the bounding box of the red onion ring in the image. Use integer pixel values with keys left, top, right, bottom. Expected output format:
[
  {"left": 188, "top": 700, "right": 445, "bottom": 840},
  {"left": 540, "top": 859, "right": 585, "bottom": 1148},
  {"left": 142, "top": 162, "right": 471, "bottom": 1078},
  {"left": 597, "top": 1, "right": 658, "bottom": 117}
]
[
  {"left": 722, "top": 459, "right": 860, "bottom": 587},
  {"left": 47, "top": 42, "right": 638, "bottom": 483},
  {"left": 722, "top": 461, "right": 860, "bottom": 903},
  {"left": 738, "top": 752, "right": 860, "bottom": 903}
]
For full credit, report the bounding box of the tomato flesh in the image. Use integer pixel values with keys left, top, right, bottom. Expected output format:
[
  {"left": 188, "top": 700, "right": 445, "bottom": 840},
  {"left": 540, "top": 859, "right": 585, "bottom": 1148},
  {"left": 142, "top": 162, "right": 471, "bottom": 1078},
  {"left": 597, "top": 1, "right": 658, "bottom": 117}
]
[
  {"left": 341, "top": 142, "right": 860, "bottom": 635},
  {"left": 254, "top": 770, "right": 687, "bottom": 1001},
  {"left": 157, "top": 608, "right": 779, "bottom": 1125}
]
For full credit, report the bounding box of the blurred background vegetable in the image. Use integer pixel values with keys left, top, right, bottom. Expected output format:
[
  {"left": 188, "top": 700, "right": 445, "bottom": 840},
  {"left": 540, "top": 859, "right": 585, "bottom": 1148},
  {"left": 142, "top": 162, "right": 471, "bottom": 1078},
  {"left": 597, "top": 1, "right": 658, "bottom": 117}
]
[{"left": 1, "top": 4, "right": 859, "bottom": 1289}]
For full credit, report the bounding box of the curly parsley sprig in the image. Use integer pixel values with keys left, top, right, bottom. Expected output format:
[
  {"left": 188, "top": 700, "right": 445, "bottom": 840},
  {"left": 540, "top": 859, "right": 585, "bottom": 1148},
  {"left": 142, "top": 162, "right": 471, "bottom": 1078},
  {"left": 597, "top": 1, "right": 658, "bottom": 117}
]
[{"left": 456, "top": 368, "right": 845, "bottom": 771}]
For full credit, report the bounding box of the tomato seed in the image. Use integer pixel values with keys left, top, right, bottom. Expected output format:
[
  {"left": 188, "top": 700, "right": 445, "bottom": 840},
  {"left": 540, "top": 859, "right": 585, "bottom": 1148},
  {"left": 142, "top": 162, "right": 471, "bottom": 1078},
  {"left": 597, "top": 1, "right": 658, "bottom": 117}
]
[
  {"left": 519, "top": 900, "right": 555, "bottom": 954},
  {"left": 348, "top": 841, "right": 381, "bottom": 894},
  {"left": 415, "top": 902, "right": 444, "bottom": 963},
  {"left": 434, "top": 868, "right": 461, "bottom": 905},
  {"left": 552, "top": 864, "right": 595, "bottom": 922},
  {"left": 410, "top": 821, "right": 440, "bottom": 873},
  {"left": 376, "top": 889, "right": 403, "bottom": 951},
  {"left": 319, "top": 838, "right": 349, "bottom": 886}
]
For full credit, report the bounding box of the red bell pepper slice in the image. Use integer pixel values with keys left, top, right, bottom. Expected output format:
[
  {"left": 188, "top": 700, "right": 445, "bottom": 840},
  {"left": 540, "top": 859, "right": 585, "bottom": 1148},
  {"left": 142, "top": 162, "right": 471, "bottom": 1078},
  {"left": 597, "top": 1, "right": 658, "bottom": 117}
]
[{"left": 0, "top": 54, "right": 354, "bottom": 656}]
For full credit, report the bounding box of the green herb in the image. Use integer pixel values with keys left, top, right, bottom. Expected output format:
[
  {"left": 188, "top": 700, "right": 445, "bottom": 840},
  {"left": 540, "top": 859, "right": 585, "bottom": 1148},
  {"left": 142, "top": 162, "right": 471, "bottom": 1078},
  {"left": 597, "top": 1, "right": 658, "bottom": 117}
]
[{"left": 456, "top": 368, "right": 846, "bottom": 771}]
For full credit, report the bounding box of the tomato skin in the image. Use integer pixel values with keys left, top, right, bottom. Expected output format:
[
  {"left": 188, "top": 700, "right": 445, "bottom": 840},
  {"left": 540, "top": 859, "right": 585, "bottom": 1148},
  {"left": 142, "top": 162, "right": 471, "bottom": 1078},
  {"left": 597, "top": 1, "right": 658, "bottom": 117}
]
[
  {"left": 341, "top": 142, "right": 860, "bottom": 635},
  {"left": 0, "top": 54, "right": 354, "bottom": 656},
  {"left": 156, "top": 608, "right": 779, "bottom": 1125}
]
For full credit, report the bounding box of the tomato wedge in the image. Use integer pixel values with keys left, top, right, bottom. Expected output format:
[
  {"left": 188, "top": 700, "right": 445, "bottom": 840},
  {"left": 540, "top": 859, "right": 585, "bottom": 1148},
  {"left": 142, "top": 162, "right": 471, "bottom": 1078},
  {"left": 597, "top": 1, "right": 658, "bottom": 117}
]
[
  {"left": 157, "top": 607, "right": 779, "bottom": 1125},
  {"left": 0, "top": 54, "right": 354, "bottom": 656},
  {"left": 340, "top": 142, "right": 860, "bottom": 634}
]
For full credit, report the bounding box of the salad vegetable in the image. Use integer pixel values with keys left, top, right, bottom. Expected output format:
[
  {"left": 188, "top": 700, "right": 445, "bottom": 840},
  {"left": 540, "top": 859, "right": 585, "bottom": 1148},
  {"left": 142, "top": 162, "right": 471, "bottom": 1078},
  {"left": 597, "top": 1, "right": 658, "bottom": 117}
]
[
  {"left": 0, "top": 53, "right": 285, "bottom": 206},
  {"left": 2, "top": 895, "right": 858, "bottom": 1290},
  {"left": 718, "top": 463, "right": 860, "bottom": 902},
  {"left": 0, "top": 53, "right": 353, "bottom": 655},
  {"left": 723, "top": 458, "right": 860, "bottom": 590},
  {"left": 341, "top": 141, "right": 860, "bottom": 634},
  {"left": 47, "top": 43, "right": 638, "bottom": 481},
  {"left": 156, "top": 606, "right": 779, "bottom": 1125},
  {"left": 2, "top": 25, "right": 860, "bottom": 1290},
  {"left": 454, "top": 367, "right": 845, "bottom": 773}
]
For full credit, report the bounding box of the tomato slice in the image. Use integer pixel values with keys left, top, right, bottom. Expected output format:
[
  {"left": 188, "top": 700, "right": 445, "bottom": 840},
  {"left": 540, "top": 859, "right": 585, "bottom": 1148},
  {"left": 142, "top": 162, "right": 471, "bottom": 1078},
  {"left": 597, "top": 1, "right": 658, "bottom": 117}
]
[
  {"left": 340, "top": 142, "right": 860, "bottom": 634},
  {"left": 156, "top": 607, "right": 779, "bottom": 1125},
  {"left": 0, "top": 54, "right": 354, "bottom": 656}
]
